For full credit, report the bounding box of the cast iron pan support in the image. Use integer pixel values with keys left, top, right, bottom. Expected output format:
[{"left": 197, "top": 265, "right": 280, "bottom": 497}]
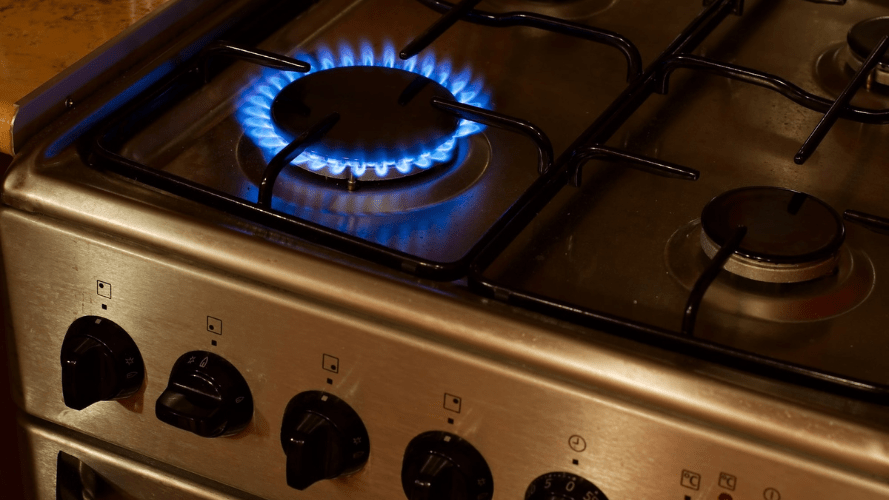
[
  {"left": 569, "top": 145, "right": 700, "bottom": 186},
  {"left": 199, "top": 40, "right": 311, "bottom": 83},
  {"left": 654, "top": 55, "right": 889, "bottom": 124},
  {"left": 795, "top": 35, "right": 889, "bottom": 164},
  {"left": 258, "top": 113, "right": 341, "bottom": 207},
  {"left": 703, "top": 0, "right": 744, "bottom": 15},
  {"left": 401, "top": 0, "right": 484, "bottom": 59},
  {"left": 403, "top": 0, "right": 643, "bottom": 81},
  {"left": 91, "top": 69, "right": 557, "bottom": 281},
  {"left": 465, "top": 0, "right": 889, "bottom": 404},
  {"left": 432, "top": 97, "right": 554, "bottom": 174},
  {"left": 844, "top": 210, "right": 889, "bottom": 235},
  {"left": 681, "top": 225, "right": 747, "bottom": 335}
]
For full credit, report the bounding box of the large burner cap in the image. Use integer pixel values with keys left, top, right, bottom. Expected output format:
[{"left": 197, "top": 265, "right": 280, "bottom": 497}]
[
  {"left": 848, "top": 17, "right": 889, "bottom": 65},
  {"left": 700, "top": 187, "right": 845, "bottom": 283},
  {"left": 271, "top": 66, "right": 459, "bottom": 181},
  {"left": 845, "top": 17, "right": 889, "bottom": 86}
]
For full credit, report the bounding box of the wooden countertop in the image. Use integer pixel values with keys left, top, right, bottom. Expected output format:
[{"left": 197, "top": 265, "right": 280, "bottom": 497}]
[{"left": 0, "top": 0, "right": 171, "bottom": 154}]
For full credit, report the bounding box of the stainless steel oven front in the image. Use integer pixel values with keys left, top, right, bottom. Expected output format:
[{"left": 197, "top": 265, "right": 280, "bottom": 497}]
[{"left": 5, "top": 0, "right": 889, "bottom": 498}]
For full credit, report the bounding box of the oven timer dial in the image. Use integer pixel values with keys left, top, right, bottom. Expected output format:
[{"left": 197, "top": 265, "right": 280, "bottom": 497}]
[
  {"left": 525, "top": 472, "right": 609, "bottom": 500},
  {"left": 280, "top": 391, "right": 370, "bottom": 491},
  {"left": 60, "top": 316, "right": 145, "bottom": 411},
  {"left": 155, "top": 351, "right": 253, "bottom": 438}
]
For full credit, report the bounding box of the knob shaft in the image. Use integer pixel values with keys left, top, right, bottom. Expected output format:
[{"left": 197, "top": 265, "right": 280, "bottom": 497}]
[
  {"left": 280, "top": 391, "right": 370, "bottom": 490},
  {"left": 525, "top": 472, "right": 609, "bottom": 500},
  {"left": 401, "top": 431, "right": 493, "bottom": 500},
  {"left": 155, "top": 351, "right": 253, "bottom": 437},
  {"left": 60, "top": 316, "right": 144, "bottom": 410}
]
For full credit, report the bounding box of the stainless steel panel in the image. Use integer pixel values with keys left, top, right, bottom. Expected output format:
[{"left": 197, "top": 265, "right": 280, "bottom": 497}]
[
  {"left": 4, "top": 209, "right": 889, "bottom": 499},
  {"left": 18, "top": 412, "right": 260, "bottom": 499}
]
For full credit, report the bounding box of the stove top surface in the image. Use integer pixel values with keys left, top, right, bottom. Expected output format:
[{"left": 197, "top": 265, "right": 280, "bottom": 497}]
[
  {"left": 6, "top": 1, "right": 889, "bottom": 498},
  {"left": 7, "top": 0, "right": 889, "bottom": 409}
]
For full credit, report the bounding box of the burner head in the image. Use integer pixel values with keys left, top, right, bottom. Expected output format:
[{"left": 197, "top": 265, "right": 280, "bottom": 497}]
[
  {"left": 846, "top": 17, "right": 889, "bottom": 85},
  {"left": 700, "top": 187, "right": 845, "bottom": 283},
  {"left": 271, "top": 66, "right": 459, "bottom": 181}
]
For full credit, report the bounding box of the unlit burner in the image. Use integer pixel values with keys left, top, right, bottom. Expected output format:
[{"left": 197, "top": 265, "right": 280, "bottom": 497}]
[
  {"left": 700, "top": 187, "right": 845, "bottom": 283},
  {"left": 845, "top": 17, "right": 889, "bottom": 86},
  {"left": 271, "top": 66, "right": 459, "bottom": 181}
]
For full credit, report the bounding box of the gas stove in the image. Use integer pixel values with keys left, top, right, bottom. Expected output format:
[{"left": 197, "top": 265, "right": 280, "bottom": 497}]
[{"left": 3, "top": 0, "right": 889, "bottom": 498}]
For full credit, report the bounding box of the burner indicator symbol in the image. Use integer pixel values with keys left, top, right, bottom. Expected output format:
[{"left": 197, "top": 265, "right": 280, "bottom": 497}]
[
  {"left": 97, "top": 281, "right": 111, "bottom": 299},
  {"left": 323, "top": 354, "right": 339, "bottom": 373},
  {"left": 719, "top": 473, "right": 737, "bottom": 491},
  {"left": 680, "top": 470, "right": 701, "bottom": 490},
  {"left": 207, "top": 316, "right": 222, "bottom": 334},
  {"left": 443, "top": 393, "right": 461, "bottom": 413}
]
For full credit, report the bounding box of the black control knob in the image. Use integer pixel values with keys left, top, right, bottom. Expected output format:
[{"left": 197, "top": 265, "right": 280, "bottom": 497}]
[
  {"left": 525, "top": 472, "right": 609, "bottom": 500},
  {"left": 60, "top": 316, "right": 144, "bottom": 410},
  {"left": 280, "top": 391, "right": 370, "bottom": 490},
  {"left": 155, "top": 351, "right": 253, "bottom": 438},
  {"left": 401, "top": 431, "right": 493, "bottom": 500}
]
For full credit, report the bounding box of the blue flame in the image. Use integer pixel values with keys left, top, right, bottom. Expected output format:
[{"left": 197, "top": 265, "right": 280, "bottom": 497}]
[{"left": 237, "top": 40, "right": 491, "bottom": 180}]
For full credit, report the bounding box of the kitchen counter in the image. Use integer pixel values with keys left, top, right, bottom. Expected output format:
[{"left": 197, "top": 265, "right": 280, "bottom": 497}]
[{"left": 0, "top": 0, "right": 172, "bottom": 155}]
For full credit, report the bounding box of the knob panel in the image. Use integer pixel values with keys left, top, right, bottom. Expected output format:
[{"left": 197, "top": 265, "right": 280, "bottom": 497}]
[
  {"left": 155, "top": 351, "right": 253, "bottom": 437},
  {"left": 280, "top": 391, "right": 370, "bottom": 490},
  {"left": 525, "top": 472, "right": 609, "bottom": 500},
  {"left": 401, "top": 431, "right": 493, "bottom": 500},
  {"left": 60, "top": 316, "right": 144, "bottom": 410}
]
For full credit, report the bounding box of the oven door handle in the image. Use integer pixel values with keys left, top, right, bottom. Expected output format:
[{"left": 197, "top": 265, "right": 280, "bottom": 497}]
[{"left": 56, "top": 451, "right": 105, "bottom": 500}]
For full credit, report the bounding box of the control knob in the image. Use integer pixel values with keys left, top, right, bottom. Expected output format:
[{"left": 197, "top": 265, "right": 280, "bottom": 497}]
[
  {"left": 60, "top": 316, "right": 144, "bottom": 410},
  {"left": 155, "top": 351, "right": 253, "bottom": 437},
  {"left": 280, "top": 391, "right": 370, "bottom": 490},
  {"left": 525, "top": 472, "right": 609, "bottom": 500},
  {"left": 401, "top": 431, "right": 493, "bottom": 500}
]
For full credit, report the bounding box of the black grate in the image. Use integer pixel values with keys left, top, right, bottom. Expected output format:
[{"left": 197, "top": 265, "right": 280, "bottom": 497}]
[
  {"left": 467, "top": 0, "right": 889, "bottom": 404},
  {"left": 88, "top": 0, "right": 889, "bottom": 404}
]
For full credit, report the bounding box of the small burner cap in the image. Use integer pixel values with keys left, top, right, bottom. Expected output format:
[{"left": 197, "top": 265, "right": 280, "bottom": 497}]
[
  {"left": 847, "top": 16, "right": 889, "bottom": 65},
  {"left": 701, "top": 187, "right": 844, "bottom": 265},
  {"left": 271, "top": 66, "right": 459, "bottom": 180}
]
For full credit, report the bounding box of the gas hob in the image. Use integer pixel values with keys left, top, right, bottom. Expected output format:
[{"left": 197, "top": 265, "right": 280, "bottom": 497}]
[{"left": 3, "top": 0, "right": 889, "bottom": 499}]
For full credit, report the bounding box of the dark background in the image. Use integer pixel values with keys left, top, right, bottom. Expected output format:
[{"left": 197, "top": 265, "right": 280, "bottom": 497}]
[{"left": 0, "top": 152, "right": 26, "bottom": 498}]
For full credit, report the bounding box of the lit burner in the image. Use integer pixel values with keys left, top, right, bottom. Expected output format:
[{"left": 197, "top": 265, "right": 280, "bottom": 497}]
[
  {"left": 237, "top": 41, "right": 490, "bottom": 182},
  {"left": 845, "top": 17, "right": 889, "bottom": 86},
  {"left": 700, "top": 187, "right": 845, "bottom": 283},
  {"left": 271, "top": 67, "right": 459, "bottom": 180}
]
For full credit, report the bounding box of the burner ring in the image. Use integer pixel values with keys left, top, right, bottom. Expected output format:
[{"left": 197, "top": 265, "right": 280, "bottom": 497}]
[
  {"left": 700, "top": 231, "right": 840, "bottom": 283},
  {"left": 271, "top": 66, "right": 459, "bottom": 182},
  {"left": 236, "top": 131, "right": 492, "bottom": 215},
  {"left": 845, "top": 17, "right": 889, "bottom": 86},
  {"left": 700, "top": 187, "right": 845, "bottom": 283},
  {"left": 665, "top": 220, "right": 874, "bottom": 321},
  {"left": 237, "top": 41, "right": 492, "bottom": 185}
]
